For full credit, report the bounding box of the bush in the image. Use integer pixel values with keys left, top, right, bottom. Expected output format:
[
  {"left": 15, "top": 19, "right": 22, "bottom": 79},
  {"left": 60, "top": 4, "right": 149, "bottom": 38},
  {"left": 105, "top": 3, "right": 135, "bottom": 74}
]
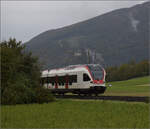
[
  {"left": 1, "top": 86, "right": 54, "bottom": 105},
  {"left": 1, "top": 85, "right": 31, "bottom": 105},
  {"left": 34, "top": 88, "right": 55, "bottom": 104}
]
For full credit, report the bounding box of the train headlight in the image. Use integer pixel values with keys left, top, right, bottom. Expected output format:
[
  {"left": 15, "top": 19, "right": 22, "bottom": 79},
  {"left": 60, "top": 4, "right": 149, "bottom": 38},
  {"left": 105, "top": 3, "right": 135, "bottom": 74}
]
[{"left": 108, "top": 84, "right": 112, "bottom": 87}]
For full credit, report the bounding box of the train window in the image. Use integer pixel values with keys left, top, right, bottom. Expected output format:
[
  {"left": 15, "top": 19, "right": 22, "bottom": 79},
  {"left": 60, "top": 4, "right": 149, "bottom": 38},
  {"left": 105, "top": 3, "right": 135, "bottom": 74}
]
[
  {"left": 72, "top": 75, "right": 77, "bottom": 83},
  {"left": 83, "top": 73, "right": 91, "bottom": 81},
  {"left": 68, "top": 75, "right": 77, "bottom": 83},
  {"left": 88, "top": 65, "right": 103, "bottom": 80},
  {"left": 47, "top": 75, "right": 77, "bottom": 86},
  {"left": 49, "top": 77, "right": 55, "bottom": 83},
  {"left": 57, "top": 76, "right": 65, "bottom": 83},
  {"left": 47, "top": 77, "right": 50, "bottom": 83}
]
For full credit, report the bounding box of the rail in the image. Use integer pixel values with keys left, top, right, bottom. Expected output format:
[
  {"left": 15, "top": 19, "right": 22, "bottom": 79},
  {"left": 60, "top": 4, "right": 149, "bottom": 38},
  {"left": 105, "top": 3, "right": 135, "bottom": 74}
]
[{"left": 55, "top": 95, "right": 149, "bottom": 103}]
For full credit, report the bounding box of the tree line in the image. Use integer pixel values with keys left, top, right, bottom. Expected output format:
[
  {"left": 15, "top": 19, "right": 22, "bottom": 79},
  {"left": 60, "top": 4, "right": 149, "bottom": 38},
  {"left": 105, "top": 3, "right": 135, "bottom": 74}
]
[
  {"left": 1, "top": 38, "right": 54, "bottom": 105},
  {"left": 106, "top": 60, "right": 149, "bottom": 82}
]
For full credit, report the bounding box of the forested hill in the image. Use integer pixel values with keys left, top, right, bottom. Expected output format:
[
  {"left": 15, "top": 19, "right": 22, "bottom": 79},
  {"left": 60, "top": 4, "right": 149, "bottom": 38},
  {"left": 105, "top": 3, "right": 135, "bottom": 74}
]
[{"left": 26, "top": 2, "right": 149, "bottom": 69}]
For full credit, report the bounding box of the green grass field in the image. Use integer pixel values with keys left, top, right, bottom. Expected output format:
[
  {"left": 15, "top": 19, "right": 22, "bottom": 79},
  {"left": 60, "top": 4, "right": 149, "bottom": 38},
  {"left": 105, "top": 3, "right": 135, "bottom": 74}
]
[
  {"left": 104, "top": 76, "right": 150, "bottom": 96},
  {"left": 1, "top": 76, "right": 150, "bottom": 128},
  {"left": 1, "top": 99, "right": 149, "bottom": 128}
]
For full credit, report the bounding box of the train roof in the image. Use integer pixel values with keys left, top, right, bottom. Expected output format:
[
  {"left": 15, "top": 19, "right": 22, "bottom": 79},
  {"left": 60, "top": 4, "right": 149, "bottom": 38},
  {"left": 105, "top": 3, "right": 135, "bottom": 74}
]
[{"left": 41, "top": 64, "right": 101, "bottom": 77}]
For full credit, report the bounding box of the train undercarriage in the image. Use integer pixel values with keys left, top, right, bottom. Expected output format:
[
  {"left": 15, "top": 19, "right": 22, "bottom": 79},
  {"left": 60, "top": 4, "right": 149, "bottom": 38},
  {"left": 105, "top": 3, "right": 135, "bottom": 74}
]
[{"left": 51, "top": 86, "right": 106, "bottom": 96}]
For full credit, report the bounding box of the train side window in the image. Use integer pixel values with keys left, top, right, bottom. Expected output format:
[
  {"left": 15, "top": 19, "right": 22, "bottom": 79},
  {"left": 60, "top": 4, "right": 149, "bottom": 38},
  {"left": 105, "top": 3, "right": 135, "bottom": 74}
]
[
  {"left": 47, "top": 77, "right": 50, "bottom": 83},
  {"left": 69, "top": 75, "right": 77, "bottom": 85},
  {"left": 72, "top": 75, "right": 77, "bottom": 83},
  {"left": 83, "top": 73, "right": 91, "bottom": 81},
  {"left": 49, "top": 77, "right": 55, "bottom": 83},
  {"left": 69, "top": 82, "right": 72, "bottom": 85},
  {"left": 58, "top": 76, "right": 65, "bottom": 86}
]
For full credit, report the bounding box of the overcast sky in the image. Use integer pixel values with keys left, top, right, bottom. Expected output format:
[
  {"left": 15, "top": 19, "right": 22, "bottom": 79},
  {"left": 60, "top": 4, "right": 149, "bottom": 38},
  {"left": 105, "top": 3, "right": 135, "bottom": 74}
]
[{"left": 1, "top": 1, "right": 146, "bottom": 43}]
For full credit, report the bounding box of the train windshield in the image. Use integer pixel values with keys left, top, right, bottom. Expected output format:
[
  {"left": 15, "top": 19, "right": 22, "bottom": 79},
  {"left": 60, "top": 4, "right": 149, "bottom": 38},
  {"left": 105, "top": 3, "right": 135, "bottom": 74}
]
[{"left": 88, "top": 65, "right": 103, "bottom": 80}]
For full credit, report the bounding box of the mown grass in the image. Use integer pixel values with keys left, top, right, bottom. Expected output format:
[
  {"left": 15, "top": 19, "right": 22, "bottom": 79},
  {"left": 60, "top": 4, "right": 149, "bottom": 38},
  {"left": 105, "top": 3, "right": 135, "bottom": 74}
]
[
  {"left": 1, "top": 99, "right": 149, "bottom": 128},
  {"left": 104, "top": 76, "right": 150, "bottom": 96}
]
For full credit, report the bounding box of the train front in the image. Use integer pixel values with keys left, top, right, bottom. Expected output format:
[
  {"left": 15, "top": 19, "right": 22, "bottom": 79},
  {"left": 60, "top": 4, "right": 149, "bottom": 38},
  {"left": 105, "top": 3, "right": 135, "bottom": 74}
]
[{"left": 87, "top": 64, "right": 106, "bottom": 94}]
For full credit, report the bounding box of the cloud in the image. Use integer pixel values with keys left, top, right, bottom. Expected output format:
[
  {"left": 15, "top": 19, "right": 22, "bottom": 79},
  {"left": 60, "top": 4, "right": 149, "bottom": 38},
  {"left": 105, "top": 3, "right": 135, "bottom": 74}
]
[{"left": 1, "top": 1, "right": 146, "bottom": 42}]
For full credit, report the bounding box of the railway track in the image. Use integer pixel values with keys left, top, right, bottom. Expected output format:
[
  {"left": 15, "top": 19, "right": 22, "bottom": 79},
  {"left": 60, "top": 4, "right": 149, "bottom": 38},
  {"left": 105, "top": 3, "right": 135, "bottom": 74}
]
[{"left": 55, "top": 95, "right": 150, "bottom": 103}]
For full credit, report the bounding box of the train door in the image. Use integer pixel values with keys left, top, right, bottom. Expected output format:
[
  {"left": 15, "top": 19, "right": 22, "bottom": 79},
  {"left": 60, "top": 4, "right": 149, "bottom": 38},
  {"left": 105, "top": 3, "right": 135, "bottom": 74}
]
[
  {"left": 76, "top": 72, "right": 83, "bottom": 89},
  {"left": 55, "top": 76, "right": 58, "bottom": 89},
  {"left": 50, "top": 76, "right": 55, "bottom": 89},
  {"left": 65, "top": 75, "right": 69, "bottom": 89},
  {"left": 82, "top": 73, "right": 91, "bottom": 88},
  {"left": 71, "top": 74, "right": 77, "bottom": 89}
]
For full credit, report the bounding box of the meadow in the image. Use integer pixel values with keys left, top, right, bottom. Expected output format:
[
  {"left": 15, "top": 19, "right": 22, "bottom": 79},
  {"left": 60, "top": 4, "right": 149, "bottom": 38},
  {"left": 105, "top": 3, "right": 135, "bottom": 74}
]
[
  {"left": 104, "top": 76, "right": 150, "bottom": 96},
  {"left": 1, "top": 76, "right": 150, "bottom": 128},
  {"left": 1, "top": 99, "right": 149, "bottom": 128}
]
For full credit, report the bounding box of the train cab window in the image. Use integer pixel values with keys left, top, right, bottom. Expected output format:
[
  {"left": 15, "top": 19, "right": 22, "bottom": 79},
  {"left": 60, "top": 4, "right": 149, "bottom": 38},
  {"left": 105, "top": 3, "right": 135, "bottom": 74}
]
[{"left": 83, "top": 73, "right": 91, "bottom": 81}]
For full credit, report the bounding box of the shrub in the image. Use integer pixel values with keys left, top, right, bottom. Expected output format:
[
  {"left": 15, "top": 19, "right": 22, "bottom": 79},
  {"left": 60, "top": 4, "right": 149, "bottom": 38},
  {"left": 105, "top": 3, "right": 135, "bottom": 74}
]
[{"left": 34, "top": 87, "right": 55, "bottom": 104}]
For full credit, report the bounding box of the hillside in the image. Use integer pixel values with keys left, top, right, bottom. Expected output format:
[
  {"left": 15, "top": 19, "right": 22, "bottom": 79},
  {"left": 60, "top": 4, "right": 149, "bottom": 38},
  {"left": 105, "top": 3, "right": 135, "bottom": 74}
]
[
  {"left": 26, "top": 2, "right": 149, "bottom": 69},
  {"left": 105, "top": 76, "right": 150, "bottom": 96}
]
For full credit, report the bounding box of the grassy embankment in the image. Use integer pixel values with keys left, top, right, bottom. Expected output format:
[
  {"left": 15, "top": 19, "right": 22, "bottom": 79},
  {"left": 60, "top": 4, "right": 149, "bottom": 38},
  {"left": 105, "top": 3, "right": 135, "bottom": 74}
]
[
  {"left": 104, "top": 76, "right": 150, "bottom": 96},
  {"left": 1, "top": 99, "right": 149, "bottom": 128}
]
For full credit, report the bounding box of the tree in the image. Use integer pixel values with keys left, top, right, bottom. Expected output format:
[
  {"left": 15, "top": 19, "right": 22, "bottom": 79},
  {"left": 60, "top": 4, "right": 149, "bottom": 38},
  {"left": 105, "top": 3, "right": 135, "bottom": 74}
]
[
  {"left": 106, "top": 60, "right": 149, "bottom": 82},
  {"left": 1, "top": 38, "right": 54, "bottom": 105},
  {"left": 1, "top": 38, "right": 25, "bottom": 95}
]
